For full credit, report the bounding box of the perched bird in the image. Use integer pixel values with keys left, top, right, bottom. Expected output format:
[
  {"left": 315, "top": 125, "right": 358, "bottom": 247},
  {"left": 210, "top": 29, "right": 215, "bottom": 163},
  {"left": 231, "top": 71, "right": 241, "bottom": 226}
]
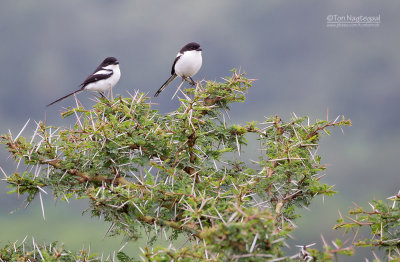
[
  {"left": 154, "top": 42, "right": 202, "bottom": 97},
  {"left": 47, "top": 57, "right": 121, "bottom": 106}
]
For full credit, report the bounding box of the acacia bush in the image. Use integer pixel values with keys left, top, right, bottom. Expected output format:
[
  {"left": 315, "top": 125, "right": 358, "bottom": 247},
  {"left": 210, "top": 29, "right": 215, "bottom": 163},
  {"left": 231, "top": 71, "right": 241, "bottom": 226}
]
[{"left": 1, "top": 70, "right": 397, "bottom": 261}]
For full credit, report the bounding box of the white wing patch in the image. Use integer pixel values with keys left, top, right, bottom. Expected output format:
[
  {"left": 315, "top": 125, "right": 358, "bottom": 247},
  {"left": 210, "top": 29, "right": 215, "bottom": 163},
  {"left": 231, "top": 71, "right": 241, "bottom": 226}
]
[{"left": 94, "top": 69, "right": 113, "bottom": 75}]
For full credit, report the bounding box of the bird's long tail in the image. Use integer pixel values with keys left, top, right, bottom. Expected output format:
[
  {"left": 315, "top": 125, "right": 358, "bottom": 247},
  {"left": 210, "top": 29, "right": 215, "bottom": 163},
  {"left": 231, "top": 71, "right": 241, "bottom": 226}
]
[
  {"left": 46, "top": 89, "right": 82, "bottom": 107},
  {"left": 154, "top": 74, "right": 177, "bottom": 97}
]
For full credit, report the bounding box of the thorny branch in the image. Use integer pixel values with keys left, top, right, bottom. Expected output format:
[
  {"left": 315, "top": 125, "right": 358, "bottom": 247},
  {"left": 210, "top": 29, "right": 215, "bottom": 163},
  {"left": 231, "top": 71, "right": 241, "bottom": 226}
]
[{"left": 0, "top": 70, "right": 359, "bottom": 261}]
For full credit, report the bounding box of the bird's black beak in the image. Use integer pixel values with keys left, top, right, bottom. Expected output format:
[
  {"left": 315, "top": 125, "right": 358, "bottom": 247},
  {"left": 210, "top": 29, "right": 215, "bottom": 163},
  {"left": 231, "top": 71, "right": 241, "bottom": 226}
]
[{"left": 197, "top": 48, "right": 202, "bottom": 51}]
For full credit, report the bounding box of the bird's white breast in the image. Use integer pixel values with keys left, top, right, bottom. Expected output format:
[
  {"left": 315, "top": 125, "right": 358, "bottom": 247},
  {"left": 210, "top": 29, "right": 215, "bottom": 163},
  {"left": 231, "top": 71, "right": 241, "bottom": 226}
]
[
  {"left": 85, "top": 64, "right": 121, "bottom": 92},
  {"left": 174, "top": 50, "right": 202, "bottom": 78}
]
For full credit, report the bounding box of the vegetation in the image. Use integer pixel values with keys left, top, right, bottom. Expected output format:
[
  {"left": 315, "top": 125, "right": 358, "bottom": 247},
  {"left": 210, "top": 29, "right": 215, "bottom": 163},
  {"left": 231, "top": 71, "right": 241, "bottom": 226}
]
[{"left": 0, "top": 70, "right": 397, "bottom": 261}]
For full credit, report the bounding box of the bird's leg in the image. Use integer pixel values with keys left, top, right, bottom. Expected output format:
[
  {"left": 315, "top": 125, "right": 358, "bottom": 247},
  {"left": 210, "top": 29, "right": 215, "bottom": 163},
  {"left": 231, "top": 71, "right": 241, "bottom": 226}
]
[
  {"left": 93, "top": 92, "right": 106, "bottom": 99},
  {"left": 188, "top": 77, "right": 196, "bottom": 86},
  {"left": 99, "top": 91, "right": 107, "bottom": 98},
  {"left": 95, "top": 91, "right": 112, "bottom": 106}
]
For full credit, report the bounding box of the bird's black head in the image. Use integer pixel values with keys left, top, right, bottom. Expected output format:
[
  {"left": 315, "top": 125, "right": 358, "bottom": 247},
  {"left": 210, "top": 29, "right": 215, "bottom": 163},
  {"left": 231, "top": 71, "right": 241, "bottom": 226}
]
[
  {"left": 180, "top": 42, "right": 202, "bottom": 53},
  {"left": 102, "top": 57, "right": 119, "bottom": 66}
]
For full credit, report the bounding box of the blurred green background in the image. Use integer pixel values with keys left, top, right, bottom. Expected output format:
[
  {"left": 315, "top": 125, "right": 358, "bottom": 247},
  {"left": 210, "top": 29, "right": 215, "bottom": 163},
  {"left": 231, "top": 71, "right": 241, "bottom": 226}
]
[{"left": 0, "top": 1, "right": 399, "bottom": 260}]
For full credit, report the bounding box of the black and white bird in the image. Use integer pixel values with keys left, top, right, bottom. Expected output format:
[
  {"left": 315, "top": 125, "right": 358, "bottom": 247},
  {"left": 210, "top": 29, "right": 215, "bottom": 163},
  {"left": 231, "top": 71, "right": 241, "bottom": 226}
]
[
  {"left": 47, "top": 57, "right": 121, "bottom": 106},
  {"left": 154, "top": 42, "right": 202, "bottom": 97}
]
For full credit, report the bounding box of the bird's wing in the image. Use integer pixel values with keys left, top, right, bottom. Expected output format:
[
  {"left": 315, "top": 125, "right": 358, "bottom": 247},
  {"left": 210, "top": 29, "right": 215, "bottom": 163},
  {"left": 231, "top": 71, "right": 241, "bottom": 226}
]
[
  {"left": 80, "top": 69, "right": 113, "bottom": 88},
  {"left": 171, "top": 54, "right": 182, "bottom": 75}
]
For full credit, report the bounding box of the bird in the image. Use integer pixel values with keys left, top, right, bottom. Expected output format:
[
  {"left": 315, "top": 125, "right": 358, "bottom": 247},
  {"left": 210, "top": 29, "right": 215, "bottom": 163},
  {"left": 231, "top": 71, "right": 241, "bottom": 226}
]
[
  {"left": 46, "top": 57, "right": 121, "bottom": 106},
  {"left": 154, "top": 42, "right": 202, "bottom": 97}
]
